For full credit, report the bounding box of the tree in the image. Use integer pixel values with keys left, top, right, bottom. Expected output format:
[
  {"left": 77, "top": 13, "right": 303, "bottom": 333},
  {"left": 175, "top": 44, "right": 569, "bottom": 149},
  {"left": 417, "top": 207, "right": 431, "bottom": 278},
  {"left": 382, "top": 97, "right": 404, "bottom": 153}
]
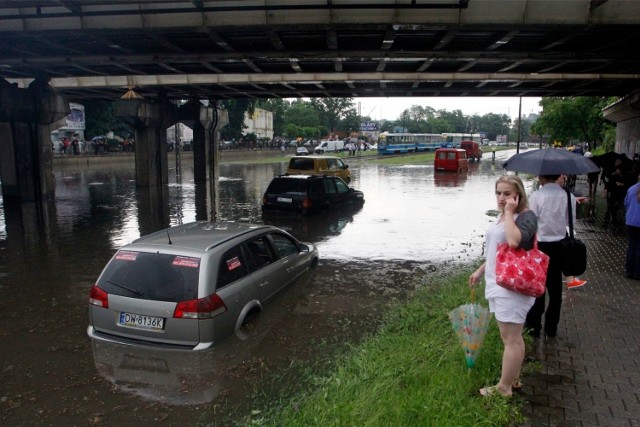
[
  {"left": 510, "top": 117, "right": 533, "bottom": 143},
  {"left": 84, "top": 101, "right": 133, "bottom": 139},
  {"left": 309, "top": 98, "right": 357, "bottom": 134},
  {"left": 475, "top": 113, "right": 511, "bottom": 140},
  {"left": 437, "top": 109, "right": 467, "bottom": 133},
  {"left": 220, "top": 99, "right": 254, "bottom": 140},
  {"left": 338, "top": 108, "right": 361, "bottom": 135},
  {"left": 397, "top": 105, "right": 437, "bottom": 133},
  {"left": 284, "top": 123, "right": 301, "bottom": 139},
  {"left": 284, "top": 102, "right": 320, "bottom": 128},
  {"left": 531, "top": 97, "right": 617, "bottom": 150}
]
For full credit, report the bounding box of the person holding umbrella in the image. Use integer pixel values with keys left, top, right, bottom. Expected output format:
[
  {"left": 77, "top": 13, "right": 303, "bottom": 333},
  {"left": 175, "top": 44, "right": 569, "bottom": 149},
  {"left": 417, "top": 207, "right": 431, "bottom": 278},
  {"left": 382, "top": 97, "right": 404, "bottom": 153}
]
[
  {"left": 523, "top": 174, "right": 577, "bottom": 338},
  {"left": 469, "top": 175, "right": 538, "bottom": 397},
  {"left": 502, "top": 148, "right": 600, "bottom": 338}
]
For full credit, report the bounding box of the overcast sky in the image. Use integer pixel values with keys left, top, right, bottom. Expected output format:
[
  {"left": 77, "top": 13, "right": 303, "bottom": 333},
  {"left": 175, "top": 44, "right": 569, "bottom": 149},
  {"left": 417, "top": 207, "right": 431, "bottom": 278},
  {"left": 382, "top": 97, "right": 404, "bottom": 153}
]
[{"left": 354, "top": 97, "right": 542, "bottom": 121}]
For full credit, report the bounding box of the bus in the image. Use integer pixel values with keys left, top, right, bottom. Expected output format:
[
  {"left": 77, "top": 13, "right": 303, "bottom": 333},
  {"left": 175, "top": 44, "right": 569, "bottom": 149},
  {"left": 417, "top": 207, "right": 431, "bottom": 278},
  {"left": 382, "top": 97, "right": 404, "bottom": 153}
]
[
  {"left": 377, "top": 132, "right": 446, "bottom": 155},
  {"left": 441, "top": 133, "right": 483, "bottom": 147}
]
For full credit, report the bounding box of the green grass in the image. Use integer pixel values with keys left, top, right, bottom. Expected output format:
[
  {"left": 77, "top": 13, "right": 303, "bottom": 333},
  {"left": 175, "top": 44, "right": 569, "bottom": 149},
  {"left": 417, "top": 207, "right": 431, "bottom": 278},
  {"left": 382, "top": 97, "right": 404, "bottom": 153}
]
[
  {"left": 247, "top": 267, "right": 527, "bottom": 427},
  {"left": 367, "top": 152, "right": 435, "bottom": 165}
]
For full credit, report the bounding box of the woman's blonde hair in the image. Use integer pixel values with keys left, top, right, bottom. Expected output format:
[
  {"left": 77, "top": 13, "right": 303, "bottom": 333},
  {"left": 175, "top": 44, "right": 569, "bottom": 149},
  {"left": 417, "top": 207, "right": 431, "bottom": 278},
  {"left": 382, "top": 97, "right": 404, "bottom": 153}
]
[{"left": 495, "top": 175, "right": 529, "bottom": 213}]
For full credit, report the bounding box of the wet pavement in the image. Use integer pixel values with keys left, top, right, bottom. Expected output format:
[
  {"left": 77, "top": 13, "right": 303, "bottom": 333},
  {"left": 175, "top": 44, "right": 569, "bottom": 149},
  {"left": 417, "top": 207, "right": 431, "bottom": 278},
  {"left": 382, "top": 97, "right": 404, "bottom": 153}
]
[{"left": 519, "top": 178, "right": 640, "bottom": 427}]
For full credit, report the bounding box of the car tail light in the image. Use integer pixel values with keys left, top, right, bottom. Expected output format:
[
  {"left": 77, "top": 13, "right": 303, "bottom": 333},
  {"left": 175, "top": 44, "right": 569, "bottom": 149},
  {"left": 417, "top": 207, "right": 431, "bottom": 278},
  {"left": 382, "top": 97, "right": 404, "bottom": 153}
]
[
  {"left": 89, "top": 285, "right": 109, "bottom": 308},
  {"left": 302, "top": 198, "right": 312, "bottom": 209},
  {"left": 262, "top": 195, "right": 268, "bottom": 205},
  {"left": 173, "top": 294, "right": 227, "bottom": 319}
]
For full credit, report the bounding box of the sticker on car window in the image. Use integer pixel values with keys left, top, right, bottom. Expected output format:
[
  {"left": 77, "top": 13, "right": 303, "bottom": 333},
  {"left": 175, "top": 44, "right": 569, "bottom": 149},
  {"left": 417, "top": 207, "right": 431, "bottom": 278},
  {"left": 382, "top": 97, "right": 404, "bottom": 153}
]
[
  {"left": 115, "top": 251, "right": 138, "bottom": 261},
  {"left": 172, "top": 256, "right": 200, "bottom": 268},
  {"left": 226, "top": 256, "right": 242, "bottom": 271}
]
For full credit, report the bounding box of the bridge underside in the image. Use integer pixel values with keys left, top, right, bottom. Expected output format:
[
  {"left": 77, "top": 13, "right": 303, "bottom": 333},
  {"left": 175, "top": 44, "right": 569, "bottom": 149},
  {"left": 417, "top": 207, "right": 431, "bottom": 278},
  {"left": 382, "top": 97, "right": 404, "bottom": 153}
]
[
  {"left": 1, "top": 0, "right": 640, "bottom": 207},
  {"left": 1, "top": 0, "right": 640, "bottom": 100}
]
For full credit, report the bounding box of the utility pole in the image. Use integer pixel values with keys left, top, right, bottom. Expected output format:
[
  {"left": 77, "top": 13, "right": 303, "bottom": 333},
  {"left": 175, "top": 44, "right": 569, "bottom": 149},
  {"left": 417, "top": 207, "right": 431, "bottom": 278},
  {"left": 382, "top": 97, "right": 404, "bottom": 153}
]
[{"left": 516, "top": 97, "right": 522, "bottom": 154}]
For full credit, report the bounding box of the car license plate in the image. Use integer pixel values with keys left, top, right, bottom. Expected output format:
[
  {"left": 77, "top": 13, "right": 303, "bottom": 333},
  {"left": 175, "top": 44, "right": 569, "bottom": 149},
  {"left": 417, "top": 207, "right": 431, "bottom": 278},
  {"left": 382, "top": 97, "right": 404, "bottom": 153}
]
[
  {"left": 119, "top": 312, "right": 164, "bottom": 331},
  {"left": 277, "top": 197, "right": 292, "bottom": 203}
]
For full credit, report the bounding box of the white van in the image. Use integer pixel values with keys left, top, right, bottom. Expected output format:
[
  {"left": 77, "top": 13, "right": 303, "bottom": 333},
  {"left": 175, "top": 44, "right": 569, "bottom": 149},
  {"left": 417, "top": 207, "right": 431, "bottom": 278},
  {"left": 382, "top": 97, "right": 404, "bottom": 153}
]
[{"left": 314, "top": 140, "right": 345, "bottom": 154}]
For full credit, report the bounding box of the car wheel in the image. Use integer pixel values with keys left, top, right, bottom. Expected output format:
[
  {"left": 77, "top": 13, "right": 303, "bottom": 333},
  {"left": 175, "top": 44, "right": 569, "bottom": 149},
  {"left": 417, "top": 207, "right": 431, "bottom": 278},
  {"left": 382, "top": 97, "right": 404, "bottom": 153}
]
[
  {"left": 236, "top": 308, "right": 261, "bottom": 341},
  {"left": 310, "top": 257, "right": 319, "bottom": 269}
]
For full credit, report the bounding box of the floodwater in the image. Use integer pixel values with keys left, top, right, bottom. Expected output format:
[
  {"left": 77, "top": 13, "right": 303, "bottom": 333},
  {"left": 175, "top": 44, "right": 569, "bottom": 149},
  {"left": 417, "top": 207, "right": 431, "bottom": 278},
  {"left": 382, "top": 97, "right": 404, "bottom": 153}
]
[{"left": 0, "top": 150, "right": 535, "bottom": 425}]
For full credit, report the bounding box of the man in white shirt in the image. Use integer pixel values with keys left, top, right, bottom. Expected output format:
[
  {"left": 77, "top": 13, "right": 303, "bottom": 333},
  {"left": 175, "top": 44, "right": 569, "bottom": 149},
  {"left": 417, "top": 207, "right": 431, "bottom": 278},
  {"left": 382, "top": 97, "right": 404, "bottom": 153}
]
[{"left": 525, "top": 175, "right": 577, "bottom": 338}]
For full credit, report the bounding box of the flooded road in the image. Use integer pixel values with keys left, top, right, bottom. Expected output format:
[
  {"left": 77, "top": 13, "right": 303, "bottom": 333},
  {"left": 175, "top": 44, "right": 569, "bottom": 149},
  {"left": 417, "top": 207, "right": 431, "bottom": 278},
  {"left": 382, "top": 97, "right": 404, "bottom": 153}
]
[{"left": 0, "top": 150, "right": 534, "bottom": 425}]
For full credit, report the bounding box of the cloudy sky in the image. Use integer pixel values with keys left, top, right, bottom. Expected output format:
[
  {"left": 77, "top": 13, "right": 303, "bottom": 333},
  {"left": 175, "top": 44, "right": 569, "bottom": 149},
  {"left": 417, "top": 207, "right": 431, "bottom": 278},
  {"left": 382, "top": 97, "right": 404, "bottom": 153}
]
[{"left": 354, "top": 96, "right": 542, "bottom": 121}]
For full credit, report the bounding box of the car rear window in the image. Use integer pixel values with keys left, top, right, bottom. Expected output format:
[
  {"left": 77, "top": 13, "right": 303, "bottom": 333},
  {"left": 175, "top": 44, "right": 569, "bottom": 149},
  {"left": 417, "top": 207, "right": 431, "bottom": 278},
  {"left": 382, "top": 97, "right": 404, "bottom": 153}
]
[
  {"left": 288, "top": 158, "right": 314, "bottom": 170},
  {"left": 267, "top": 178, "right": 308, "bottom": 195},
  {"left": 97, "top": 251, "right": 200, "bottom": 302}
]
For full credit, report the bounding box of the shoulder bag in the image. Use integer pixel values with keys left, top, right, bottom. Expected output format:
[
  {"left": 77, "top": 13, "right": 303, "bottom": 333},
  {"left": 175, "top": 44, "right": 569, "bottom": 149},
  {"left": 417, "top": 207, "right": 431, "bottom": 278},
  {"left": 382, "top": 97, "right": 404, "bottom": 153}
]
[
  {"left": 560, "top": 188, "right": 588, "bottom": 276},
  {"left": 496, "top": 236, "right": 549, "bottom": 298}
]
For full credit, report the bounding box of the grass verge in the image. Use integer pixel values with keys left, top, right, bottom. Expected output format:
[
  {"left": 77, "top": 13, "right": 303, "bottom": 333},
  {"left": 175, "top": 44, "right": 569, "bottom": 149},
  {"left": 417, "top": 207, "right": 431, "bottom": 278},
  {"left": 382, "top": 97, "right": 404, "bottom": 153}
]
[
  {"left": 367, "top": 152, "right": 435, "bottom": 165},
  {"left": 248, "top": 266, "right": 527, "bottom": 427}
]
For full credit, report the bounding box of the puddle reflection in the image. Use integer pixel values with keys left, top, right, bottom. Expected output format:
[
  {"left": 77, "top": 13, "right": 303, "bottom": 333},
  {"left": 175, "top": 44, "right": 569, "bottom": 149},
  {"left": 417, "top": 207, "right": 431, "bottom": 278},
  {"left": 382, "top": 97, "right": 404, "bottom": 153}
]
[
  {"left": 92, "top": 339, "right": 236, "bottom": 405},
  {"left": 433, "top": 171, "right": 468, "bottom": 187},
  {"left": 261, "top": 205, "right": 363, "bottom": 243}
]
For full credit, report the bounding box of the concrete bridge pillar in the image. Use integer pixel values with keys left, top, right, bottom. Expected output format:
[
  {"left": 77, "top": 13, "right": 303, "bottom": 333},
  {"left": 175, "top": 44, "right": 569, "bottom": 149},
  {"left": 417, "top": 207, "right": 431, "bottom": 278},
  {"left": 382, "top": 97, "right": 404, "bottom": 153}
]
[
  {"left": 178, "top": 100, "right": 229, "bottom": 222},
  {"left": 603, "top": 92, "right": 640, "bottom": 158},
  {"left": 0, "top": 77, "right": 69, "bottom": 203},
  {"left": 178, "top": 100, "right": 220, "bottom": 183},
  {"left": 113, "top": 93, "right": 176, "bottom": 187}
]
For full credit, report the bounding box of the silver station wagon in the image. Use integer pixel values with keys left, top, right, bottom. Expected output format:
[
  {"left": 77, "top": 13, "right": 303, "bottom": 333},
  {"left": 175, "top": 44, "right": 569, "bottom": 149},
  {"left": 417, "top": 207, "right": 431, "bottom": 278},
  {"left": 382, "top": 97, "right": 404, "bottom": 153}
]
[{"left": 87, "top": 222, "right": 318, "bottom": 350}]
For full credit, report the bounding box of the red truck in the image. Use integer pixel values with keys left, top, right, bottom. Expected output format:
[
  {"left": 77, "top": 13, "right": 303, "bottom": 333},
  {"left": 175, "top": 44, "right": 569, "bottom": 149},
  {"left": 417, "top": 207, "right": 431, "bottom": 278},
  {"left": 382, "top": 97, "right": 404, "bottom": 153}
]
[{"left": 460, "top": 140, "right": 483, "bottom": 161}]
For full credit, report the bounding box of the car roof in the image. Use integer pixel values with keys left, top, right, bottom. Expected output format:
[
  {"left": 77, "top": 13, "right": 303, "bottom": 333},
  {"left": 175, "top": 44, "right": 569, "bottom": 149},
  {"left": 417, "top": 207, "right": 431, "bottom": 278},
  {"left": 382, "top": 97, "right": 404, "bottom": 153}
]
[
  {"left": 274, "top": 174, "right": 314, "bottom": 181},
  {"left": 291, "top": 155, "right": 340, "bottom": 160},
  {"left": 128, "top": 221, "right": 273, "bottom": 253},
  {"left": 436, "top": 148, "right": 467, "bottom": 152}
]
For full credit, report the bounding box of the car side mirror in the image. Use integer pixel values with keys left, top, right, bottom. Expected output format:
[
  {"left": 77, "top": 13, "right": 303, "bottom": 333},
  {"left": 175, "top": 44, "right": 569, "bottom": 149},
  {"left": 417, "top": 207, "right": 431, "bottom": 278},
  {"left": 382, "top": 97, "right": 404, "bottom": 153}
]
[
  {"left": 299, "top": 243, "right": 309, "bottom": 252},
  {"left": 345, "top": 165, "right": 349, "bottom": 169}
]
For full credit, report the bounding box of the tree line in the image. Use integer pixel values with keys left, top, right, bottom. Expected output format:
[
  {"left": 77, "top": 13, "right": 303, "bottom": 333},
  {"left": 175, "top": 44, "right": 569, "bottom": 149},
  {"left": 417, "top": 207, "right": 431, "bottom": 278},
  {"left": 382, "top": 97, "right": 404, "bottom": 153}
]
[{"left": 82, "top": 96, "right": 617, "bottom": 150}]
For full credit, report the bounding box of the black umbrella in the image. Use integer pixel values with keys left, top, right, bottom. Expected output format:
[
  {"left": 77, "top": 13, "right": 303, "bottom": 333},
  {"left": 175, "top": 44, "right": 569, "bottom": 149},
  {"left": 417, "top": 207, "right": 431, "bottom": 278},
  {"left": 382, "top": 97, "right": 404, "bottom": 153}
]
[
  {"left": 590, "top": 151, "right": 632, "bottom": 174},
  {"left": 503, "top": 148, "right": 599, "bottom": 175}
]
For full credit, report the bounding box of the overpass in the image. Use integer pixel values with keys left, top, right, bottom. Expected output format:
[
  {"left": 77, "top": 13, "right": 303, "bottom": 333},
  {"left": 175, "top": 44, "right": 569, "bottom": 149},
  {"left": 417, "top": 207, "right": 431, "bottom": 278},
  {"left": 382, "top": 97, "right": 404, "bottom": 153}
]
[{"left": 1, "top": 0, "right": 640, "bottom": 205}]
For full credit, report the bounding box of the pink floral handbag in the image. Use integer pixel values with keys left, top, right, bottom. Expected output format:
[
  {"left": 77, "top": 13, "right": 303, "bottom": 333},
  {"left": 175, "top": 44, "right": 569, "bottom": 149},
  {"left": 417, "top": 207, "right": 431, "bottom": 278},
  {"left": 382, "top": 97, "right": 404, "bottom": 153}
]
[{"left": 495, "top": 237, "right": 549, "bottom": 297}]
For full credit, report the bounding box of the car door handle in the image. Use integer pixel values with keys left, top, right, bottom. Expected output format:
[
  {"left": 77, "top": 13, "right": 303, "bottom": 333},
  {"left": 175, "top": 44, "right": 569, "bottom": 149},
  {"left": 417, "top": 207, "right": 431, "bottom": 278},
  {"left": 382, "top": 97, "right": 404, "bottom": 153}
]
[{"left": 259, "top": 281, "right": 268, "bottom": 287}]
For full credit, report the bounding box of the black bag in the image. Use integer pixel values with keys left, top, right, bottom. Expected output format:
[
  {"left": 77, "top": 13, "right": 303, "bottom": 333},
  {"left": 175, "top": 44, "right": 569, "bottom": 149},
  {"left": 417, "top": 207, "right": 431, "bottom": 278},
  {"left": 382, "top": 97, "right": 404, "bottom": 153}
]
[{"left": 561, "top": 188, "right": 587, "bottom": 276}]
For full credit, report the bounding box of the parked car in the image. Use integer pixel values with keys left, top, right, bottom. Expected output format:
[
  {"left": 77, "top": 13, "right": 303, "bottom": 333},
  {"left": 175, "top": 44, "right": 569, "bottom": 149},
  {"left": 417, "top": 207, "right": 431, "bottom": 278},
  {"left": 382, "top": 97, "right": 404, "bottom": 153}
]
[
  {"left": 434, "top": 148, "right": 469, "bottom": 173},
  {"left": 286, "top": 155, "right": 351, "bottom": 182},
  {"left": 262, "top": 174, "right": 364, "bottom": 214},
  {"left": 295, "top": 147, "right": 309, "bottom": 156},
  {"left": 87, "top": 221, "right": 318, "bottom": 350}
]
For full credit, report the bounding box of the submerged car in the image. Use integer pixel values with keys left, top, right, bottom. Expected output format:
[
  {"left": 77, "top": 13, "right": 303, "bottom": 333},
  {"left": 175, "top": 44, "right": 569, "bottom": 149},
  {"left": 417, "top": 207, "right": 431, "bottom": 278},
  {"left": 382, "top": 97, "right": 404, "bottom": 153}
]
[
  {"left": 87, "top": 221, "right": 318, "bottom": 350},
  {"left": 286, "top": 155, "right": 351, "bottom": 182},
  {"left": 261, "top": 174, "right": 365, "bottom": 214},
  {"left": 434, "top": 148, "right": 469, "bottom": 173}
]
